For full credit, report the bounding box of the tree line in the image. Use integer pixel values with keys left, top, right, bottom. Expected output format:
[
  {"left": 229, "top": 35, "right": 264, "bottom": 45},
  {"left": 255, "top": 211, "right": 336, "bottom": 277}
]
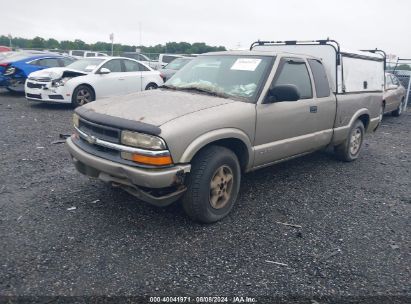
[{"left": 0, "top": 35, "right": 226, "bottom": 54}]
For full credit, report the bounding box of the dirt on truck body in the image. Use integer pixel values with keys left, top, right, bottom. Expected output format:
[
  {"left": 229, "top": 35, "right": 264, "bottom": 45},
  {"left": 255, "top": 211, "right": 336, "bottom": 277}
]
[{"left": 67, "top": 39, "right": 384, "bottom": 223}]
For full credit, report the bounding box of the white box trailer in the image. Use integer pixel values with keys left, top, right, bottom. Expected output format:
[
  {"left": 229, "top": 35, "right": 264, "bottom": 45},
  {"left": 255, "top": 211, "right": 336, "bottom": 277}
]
[{"left": 250, "top": 39, "right": 385, "bottom": 94}]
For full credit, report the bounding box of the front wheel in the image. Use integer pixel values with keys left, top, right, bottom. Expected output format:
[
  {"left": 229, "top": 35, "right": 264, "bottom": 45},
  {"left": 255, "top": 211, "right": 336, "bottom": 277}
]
[
  {"left": 392, "top": 98, "right": 405, "bottom": 117},
  {"left": 335, "top": 120, "right": 365, "bottom": 162},
  {"left": 145, "top": 83, "right": 158, "bottom": 90},
  {"left": 182, "top": 146, "right": 241, "bottom": 223},
  {"left": 72, "top": 85, "right": 95, "bottom": 108}
]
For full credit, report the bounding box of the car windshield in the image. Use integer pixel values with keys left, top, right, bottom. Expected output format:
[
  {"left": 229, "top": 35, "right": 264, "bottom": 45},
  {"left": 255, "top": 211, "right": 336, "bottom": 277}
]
[
  {"left": 164, "top": 58, "right": 192, "bottom": 70},
  {"left": 164, "top": 55, "right": 273, "bottom": 102},
  {"left": 66, "top": 58, "right": 105, "bottom": 72}
]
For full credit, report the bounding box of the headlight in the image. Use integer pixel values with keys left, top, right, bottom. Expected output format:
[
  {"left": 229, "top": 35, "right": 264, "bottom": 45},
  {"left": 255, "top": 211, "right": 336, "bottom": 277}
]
[
  {"left": 121, "top": 131, "right": 166, "bottom": 150},
  {"left": 73, "top": 113, "right": 79, "bottom": 128},
  {"left": 4, "top": 66, "right": 15, "bottom": 76},
  {"left": 52, "top": 77, "right": 71, "bottom": 87}
]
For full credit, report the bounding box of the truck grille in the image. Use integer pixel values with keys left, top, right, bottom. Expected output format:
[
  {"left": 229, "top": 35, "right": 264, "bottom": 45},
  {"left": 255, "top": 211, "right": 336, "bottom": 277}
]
[{"left": 78, "top": 118, "right": 120, "bottom": 144}]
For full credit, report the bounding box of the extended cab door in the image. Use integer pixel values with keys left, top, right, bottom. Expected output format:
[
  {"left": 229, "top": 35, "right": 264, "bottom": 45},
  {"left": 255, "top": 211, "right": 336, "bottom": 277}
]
[{"left": 253, "top": 57, "right": 336, "bottom": 167}]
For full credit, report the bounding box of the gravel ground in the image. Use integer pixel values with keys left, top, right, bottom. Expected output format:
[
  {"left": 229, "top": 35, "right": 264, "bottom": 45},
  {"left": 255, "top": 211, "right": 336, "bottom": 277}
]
[{"left": 0, "top": 90, "right": 410, "bottom": 302}]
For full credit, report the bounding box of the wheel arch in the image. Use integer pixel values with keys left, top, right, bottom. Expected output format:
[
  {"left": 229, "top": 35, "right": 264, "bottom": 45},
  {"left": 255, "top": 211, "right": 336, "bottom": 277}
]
[
  {"left": 73, "top": 83, "right": 96, "bottom": 99},
  {"left": 179, "top": 128, "right": 253, "bottom": 172}
]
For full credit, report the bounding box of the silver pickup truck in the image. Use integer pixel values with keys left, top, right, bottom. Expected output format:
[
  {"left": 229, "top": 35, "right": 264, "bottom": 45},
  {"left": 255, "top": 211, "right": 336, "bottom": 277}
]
[{"left": 66, "top": 39, "right": 383, "bottom": 223}]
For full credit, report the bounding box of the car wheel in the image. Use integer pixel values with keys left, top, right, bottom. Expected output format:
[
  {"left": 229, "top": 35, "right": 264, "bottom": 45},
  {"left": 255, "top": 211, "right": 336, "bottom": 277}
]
[
  {"left": 392, "top": 98, "right": 405, "bottom": 117},
  {"left": 335, "top": 120, "right": 365, "bottom": 162},
  {"left": 145, "top": 83, "right": 158, "bottom": 90},
  {"left": 72, "top": 85, "right": 95, "bottom": 107},
  {"left": 182, "top": 145, "right": 241, "bottom": 223}
]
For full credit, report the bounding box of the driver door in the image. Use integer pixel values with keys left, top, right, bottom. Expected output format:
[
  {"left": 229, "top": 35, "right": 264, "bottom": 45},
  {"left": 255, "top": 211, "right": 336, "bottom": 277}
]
[{"left": 253, "top": 57, "right": 335, "bottom": 167}]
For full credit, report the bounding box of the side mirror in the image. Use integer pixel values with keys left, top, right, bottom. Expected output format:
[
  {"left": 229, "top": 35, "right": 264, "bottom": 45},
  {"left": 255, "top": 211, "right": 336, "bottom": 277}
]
[
  {"left": 388, "top": 84, "right": 398, "bottom": 90},
  {"left": 98, "top": 68, "right": 111, "bottom": 75},
  {"left": 266, "top": 84, "right": 301, "bottom": 103}
]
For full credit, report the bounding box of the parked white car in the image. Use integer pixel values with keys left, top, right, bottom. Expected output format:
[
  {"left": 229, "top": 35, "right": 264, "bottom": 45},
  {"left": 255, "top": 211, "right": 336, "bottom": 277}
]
[{"left": 25, "top": 57, "right": 164, "bottom": 107}]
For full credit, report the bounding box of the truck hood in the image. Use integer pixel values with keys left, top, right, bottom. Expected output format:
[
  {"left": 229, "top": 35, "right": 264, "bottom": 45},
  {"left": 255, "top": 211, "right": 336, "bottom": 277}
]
[
  {"left": 28, "top": 67, "right": 88, "bottom": 80},
  {"left": 82, "top": 89, "right": 236, "bottom": 126}
]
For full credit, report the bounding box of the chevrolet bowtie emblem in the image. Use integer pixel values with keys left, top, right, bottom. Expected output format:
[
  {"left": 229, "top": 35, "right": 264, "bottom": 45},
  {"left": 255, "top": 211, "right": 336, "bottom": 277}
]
[{"left": 87, "top": 135, "right": 97, "bottom": 145}]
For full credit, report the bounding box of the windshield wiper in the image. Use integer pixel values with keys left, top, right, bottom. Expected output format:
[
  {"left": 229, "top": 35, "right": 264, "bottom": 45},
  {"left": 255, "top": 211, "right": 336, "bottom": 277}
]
[{"left": 176, "top": 87, "right": 229, "bottom": 98}]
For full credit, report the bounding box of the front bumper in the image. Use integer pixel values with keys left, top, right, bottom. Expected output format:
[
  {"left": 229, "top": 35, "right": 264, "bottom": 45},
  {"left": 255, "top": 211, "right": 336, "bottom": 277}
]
[
  {"left": 66, "top": 137, "right": 191, "bottom": 205},
  {"left": 25, "top": 82, "right": 71, "bottom": 103}
]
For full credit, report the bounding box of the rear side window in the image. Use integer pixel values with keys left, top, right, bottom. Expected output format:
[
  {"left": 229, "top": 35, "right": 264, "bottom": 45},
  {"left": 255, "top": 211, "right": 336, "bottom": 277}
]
[
  {"left": 308, "top": 59, "right": 331, "bottom": 98},
  {"left": 86, "top": 53, "right": 95, "bottom": 57},
  {"left": 123, "top": 59, "right": 140, "bottom": 72},
  {"left": 36, "top": 58, "right": 61, "bottom": 67},
  {"left": 274, "top": 59, "right": 313, "bottom": 99}
]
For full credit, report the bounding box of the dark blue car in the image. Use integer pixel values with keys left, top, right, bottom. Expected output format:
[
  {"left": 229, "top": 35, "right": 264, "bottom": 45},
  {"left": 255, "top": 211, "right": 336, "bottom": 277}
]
[{"left": 0, "top": 52, "right": 76, "bottom": 92}]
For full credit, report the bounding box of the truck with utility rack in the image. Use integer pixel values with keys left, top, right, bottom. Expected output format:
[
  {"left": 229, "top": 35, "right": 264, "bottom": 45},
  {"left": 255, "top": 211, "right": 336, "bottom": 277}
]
[{"left": 66, "top": 39, "right": 384, "bottom": 223}]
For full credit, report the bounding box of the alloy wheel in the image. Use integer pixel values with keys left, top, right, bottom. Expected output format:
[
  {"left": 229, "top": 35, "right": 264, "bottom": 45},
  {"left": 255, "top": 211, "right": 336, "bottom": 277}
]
[{"left": 209, "top": 165, "right": 234, "bottom": 209}]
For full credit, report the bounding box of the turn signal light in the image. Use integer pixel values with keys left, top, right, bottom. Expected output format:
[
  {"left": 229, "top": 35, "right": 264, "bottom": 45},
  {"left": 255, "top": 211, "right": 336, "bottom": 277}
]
[{"left": 121, "top": 152, "right": 173, "bottom": 166}]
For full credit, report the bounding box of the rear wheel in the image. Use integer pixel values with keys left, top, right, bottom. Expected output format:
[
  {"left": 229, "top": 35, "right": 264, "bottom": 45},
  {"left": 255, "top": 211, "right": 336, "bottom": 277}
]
[
  {"left": 392, "top": 98, "right": 405, "bottom": 117},
  {"left": 72, "top": 85, "right": 95, "bottom": 107},
  {"left": 145, "top": 83, "right": 158, "bottom": 90},
  {"left": 335, "top": 120, "right": 365, "bottom": 162},
  {"left": 182, "top": 146, "right": 241, "bottom": 223}
]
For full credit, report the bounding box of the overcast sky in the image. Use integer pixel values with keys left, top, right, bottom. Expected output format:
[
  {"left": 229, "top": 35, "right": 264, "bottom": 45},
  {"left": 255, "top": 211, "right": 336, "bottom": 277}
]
[{"left": 2, "top": 0, "right": 410, "bottom": 58}]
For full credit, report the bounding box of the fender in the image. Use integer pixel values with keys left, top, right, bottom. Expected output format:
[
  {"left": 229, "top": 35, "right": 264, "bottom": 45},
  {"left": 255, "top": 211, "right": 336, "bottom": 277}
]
[
  {"left": 179, "top": 128, "right": 254, "bottom": 169},
  {"left": 332, "top": 108, "right": 370, "bottom": 144}
]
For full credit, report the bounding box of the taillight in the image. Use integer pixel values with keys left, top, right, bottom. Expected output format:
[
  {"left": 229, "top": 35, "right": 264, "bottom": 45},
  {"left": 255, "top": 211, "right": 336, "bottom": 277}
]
[
  {"left": 0, "top": 63, "right": 8, "bottom": 67},
  {"left": 159, "top": 73, "right": 165, "bottom": 81}
]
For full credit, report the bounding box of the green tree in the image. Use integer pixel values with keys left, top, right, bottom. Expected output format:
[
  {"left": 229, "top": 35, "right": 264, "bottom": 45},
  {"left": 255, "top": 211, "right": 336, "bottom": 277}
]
[
  {"left": 30, "top": 36, "right": 46, "bottom": 49},
  {"left": 46, "top": 38, "right": 60, "bottom": 49}
]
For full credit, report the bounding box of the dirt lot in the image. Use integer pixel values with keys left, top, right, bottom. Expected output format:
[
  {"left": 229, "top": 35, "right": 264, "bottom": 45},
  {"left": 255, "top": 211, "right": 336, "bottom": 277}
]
[{"left": 0, "top": 90, "right": 410, "bottom": 302}]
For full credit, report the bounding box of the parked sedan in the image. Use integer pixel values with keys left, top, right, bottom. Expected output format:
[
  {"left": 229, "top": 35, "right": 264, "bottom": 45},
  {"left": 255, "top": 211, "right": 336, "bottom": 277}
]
[
  {"left": 382, "top": 73, "right": 406, "bottom": 118},
  {"left": 159, "top": 57, "right": 193, "bottom": 81},
  {"left": 25, "top": 57, "right": 164, "bottom": 107},
  {"left": 0, "top": 52, "right": 76, "bottom": 92}
]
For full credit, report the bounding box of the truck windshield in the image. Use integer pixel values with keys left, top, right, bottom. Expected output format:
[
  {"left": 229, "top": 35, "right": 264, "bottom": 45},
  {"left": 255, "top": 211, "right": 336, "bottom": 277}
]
[{"left": 165, "top": 55, "right": 273, "bottom": 102}]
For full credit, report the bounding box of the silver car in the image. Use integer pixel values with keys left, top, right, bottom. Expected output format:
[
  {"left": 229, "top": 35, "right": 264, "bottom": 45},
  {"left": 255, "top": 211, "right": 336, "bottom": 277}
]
[{"left": 382, "top": 73, "right": 406, "bottom": 118}]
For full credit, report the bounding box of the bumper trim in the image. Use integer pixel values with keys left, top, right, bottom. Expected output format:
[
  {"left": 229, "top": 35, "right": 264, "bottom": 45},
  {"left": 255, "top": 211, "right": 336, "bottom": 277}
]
[{"left": 67, "top": 137, "right": 191, "bottom": 189}]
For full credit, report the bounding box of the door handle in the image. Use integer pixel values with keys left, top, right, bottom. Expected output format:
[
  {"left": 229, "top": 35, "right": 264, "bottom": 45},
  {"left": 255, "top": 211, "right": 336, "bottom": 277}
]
[{"left": 310, "top": 106, "right": 318, "bottom": 113}]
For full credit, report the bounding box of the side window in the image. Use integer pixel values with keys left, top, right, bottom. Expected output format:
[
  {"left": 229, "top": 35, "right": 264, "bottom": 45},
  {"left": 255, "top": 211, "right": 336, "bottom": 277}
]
[
  {"left": 307, "top": 59, "right": 330, "bottom": 98},
  {"left": 86, "top": 53, "right": 95, "bottom": 57},
  {"left": 101, "top": 59, "right": 123, "bottom": 72},
  {"left": 71, "top": 51, "right": 84, "bottom": 57},
  {"left": 391, "top": 75, "right": 400, "bottom": 86},
  {"left": 138, "top": 63, "right": 150, "bottom": 71},
  {"left": 273, "top": 59, "right": 313, "bottom": 99},
  {"left": 123, "top": 59, "right": 140, "bottom": 72},
  {"left": 37, "top": 58, "right": 61, "bottom": 67}
]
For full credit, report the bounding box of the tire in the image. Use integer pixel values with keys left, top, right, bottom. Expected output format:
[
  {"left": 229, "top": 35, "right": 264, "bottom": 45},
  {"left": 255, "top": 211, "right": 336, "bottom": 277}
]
[
  {"left": 145, "top": 83, "right": 158, "bottom": 90},
  {"left": 335, "top": 120, "right": 365, "bottom": 162},
  {"left": 182, "top": 145, "right": 241, "bottom": 223},
  {"left": 72, "top": 85, "right": 95, "bottom": 108},
  {"left": 392, "top": 98, "right": 405, "bottom": 117}
]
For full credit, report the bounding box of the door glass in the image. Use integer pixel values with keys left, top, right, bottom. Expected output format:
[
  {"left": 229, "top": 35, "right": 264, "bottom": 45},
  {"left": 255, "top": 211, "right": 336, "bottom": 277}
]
[
  {"left": 37, "top": 58, "right": 61, "bottom": 67},
  {"left": 274, "top": 60, "right": 313, "bottom": 99},
  {"left": 123, "top": 59, "right": 140, "bottom": 72},
  {"left": 307, "top": 59, "right": 330, "bottom": 98},
  {"left": 101, "top": 59, "right": 123, "bottom": 72}
]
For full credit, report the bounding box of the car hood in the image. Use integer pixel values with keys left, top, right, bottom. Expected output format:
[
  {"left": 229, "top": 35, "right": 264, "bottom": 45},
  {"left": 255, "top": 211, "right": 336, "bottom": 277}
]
[
  {"left": 82, "top": 89, "right": 236, "bottom": 126},
  {"left": 28, "top": 67, "right": 88, "bottom": 80}
]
